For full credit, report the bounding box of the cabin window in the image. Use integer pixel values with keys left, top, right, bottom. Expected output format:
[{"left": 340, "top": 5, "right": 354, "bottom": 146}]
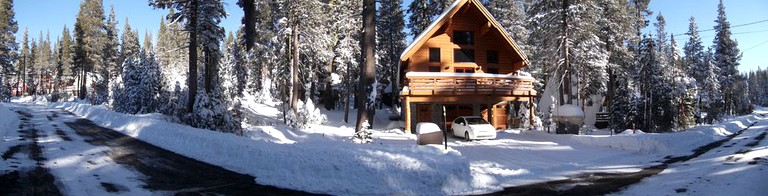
[
  {"left": 455, "top": 67, "right": 475, "bottom": 73},
  {"left": 429, "top": 48, "right": 440, "bottom": 62},
  {"left": 454, "top": 49, "right": 475, "bottom": 63},
  {"left": 487, "top": 50, "right": 498, "bottom": 64},
  {"left": 453, "top": 31, "right": 474, "bottom": 45},
  {"left": 487, "top": 68, "right": 499, "bottom": 74},
  {"left": 429, "top": 66, "right": 441, "bottom": 72}
]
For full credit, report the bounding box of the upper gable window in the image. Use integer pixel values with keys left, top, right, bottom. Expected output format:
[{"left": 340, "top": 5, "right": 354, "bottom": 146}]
[
  {"left": 487, "top": 50, "right": 499, "bottom": 64},
  {"left": 453, "top": 31, "right": 474, "bottom": 45},
  {"left": 429, "top": 48, "right": 440, "bottom": 63}
]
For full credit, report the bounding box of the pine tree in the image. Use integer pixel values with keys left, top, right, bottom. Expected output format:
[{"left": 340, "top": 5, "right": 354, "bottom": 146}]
[
  {"left": 95, "top": 6, "right": 119, "bottom": 104},
  {"left": 354, "top": 0, "right": 376, "bottom": 140},
  {"left": 73, "top": 0, "right": 106, "bottom": 100},
  {"left": 484, "top": 0, "right": 529, "bottom": 52},
  {"left": 156, "top": 9, "right": 189, "bottom": 89},
  {"left": 142, "top": 30, "right": 153, "bottom": 55},
  {"left": 15, "top": 27, "right": 27, "bottom": 96},
  {"left": 120, "top": 19, "right": 139, "bottom": 65},
  {"left": 701, "top": 47, "right": 722, "bottom": 123},
  {"left": 151, "top": 0, "right": 226, "bottom": 113},
  {"left": 406, "top": 0, "right": 431, "bottom": 37},
  {"left": 528, "top": 0, "right": 609, "bottom": 133},
  {"left": 712, "top": 0, "right": 741, "bottom": 116},
  {"left": 55, "top": 26, "right": 74, "bottom": 94},
  {"left": 27, "top": 37, "right": 36, "bottom": 95},
  {"left": 0, "top": 0, "right": 16, "bottom": 96},
  {"left": 376, "top": 0, "right": 406, "bottom": 109}
]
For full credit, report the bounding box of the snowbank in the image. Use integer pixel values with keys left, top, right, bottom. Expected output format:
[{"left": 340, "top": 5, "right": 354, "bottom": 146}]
[
  {"left": 0, "top": 103, "right": 20, "bottom": 147},
  {"left": 49, "top": 102, "right": 475, "bottom": 195},
  {"left": 571, "top": 114, "right": 756, "bottom": 155}
]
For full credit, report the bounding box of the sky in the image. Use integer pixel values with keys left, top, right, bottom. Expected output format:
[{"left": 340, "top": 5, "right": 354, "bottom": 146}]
[{"left": 14, "top": 0, "right": 768, "bottom": 73}]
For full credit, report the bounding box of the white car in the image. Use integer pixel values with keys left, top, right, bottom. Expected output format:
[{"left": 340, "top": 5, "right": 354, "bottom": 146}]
[{"left": 451, "top": 116, "right": 497, "bottom": 141}]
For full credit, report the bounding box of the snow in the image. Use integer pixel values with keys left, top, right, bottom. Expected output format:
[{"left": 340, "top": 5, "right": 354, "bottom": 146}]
[
  {"left": 555, "top": 104, "right": 585, "bottom": 117},
  {"left": 3, "top": 97, "right": 766, "bottom": 195},
  {"left": 45, "top": 101, "right": 476, "bottom": 195},
  {"left": 405, "top": 71, "right": 535, "bottom": 80},
  {"left": 615, "top": 110, "right": 768, "bottom": 196}
]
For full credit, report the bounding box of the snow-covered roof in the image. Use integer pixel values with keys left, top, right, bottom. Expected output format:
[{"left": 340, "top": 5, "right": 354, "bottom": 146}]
[
  {"left": 405, "top": 71, "right": 535, "bottom": 80},
  {"left": 399, "top": 0, "right": 529, "bottom": 66}
]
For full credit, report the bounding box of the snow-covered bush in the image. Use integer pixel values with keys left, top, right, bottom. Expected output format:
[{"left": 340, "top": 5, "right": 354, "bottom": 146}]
[
  {"left": 158, "top": 81, "right": 186, "bottom": 122},
  {"left": 352, "top": 120, "right": 373, "bottom": 144},
  {"left": 112, "top": 53, "right": 166, "bottom": 114},
  {"left": 287, "top": 99, "right": 327, "bottom": 130},
  {"left": 186, "top": 91, "right": 241, "bottom": 134},
  {"left": 518, "top": 102, "right": 542, "bottom": 130}
]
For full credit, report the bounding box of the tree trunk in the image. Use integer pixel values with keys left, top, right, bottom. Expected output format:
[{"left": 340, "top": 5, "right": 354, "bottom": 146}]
[
  {"left": 204, "top": 47, "right": 212, "bottom": 93},
  {"left": 240, "top": 0, "right": 256, "bottom": 50},
  {"left": 290, "top": 20, "right": 299, "bottom": 114},
  {"left": 344, "top": 61, "right": 350, "bottom": 123},
  {"left": 355, "top": 0, "right": 376, "bottom": 132},
  {"left": 79, "top": 62, "right": 86, "bottom": 99},
  {"left": 187, "top": 0, "right": 199, "bottom": 113}
]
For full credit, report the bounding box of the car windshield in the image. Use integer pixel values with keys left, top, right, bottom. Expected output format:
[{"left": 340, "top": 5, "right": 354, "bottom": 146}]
[{"left": 464, "top": 117, "right": 488, "bottom": 125}]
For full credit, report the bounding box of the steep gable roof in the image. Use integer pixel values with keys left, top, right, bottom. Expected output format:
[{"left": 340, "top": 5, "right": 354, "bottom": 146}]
[{"left": 400, "top": 0, "right": 529, "bottom": 67}]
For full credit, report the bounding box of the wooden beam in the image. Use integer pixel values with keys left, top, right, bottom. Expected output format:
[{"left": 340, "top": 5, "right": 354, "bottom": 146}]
[
  {"left": 480, "top": 21, "right": 492, "bottom": 37},
  {"left": 405, "top": 96, "right": 412, "bottom": 133},
  {"left": 529, "top": 94, "right": 535, "bottom": 128}
]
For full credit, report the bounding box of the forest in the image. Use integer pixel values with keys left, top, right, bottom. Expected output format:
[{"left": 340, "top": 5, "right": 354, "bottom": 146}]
[{"left": 0, "top": 0, "right": 762, "bottom": 136}]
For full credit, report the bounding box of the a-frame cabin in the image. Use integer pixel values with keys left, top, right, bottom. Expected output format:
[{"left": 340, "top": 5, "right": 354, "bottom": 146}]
[{"left": 399, "top": 0, "right": 537, "bottom": 133}]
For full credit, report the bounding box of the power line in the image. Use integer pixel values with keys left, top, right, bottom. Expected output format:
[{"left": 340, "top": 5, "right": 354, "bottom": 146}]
[
  {"left": 744, "top": 38, "right": 768, "bottom": 52},
  {"left": 672, "top": 18, "right": 768, "bottom": 37}
]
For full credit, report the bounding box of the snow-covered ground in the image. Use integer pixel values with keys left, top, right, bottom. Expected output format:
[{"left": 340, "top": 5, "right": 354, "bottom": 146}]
[
  {"left": 2, "top": 97, "right": 766, "bottom": 195},
  {"left": 616, "top": 111, "right": 768, "bottom": 195}
]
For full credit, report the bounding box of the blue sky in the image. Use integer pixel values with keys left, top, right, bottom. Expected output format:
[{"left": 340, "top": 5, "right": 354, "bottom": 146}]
[{"left": 14, "top": 0, "right": 768, "bottom": 73}]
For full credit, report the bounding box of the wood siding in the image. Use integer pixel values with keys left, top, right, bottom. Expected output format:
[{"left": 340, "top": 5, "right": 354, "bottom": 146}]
[{"left": 406, "top": 6, "right": 524, "bottom": 74}]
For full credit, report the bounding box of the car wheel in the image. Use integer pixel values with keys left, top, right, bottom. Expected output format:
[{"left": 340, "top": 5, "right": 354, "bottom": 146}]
[{"left": 464, "top": 131, "right": 471, "bottom": 141}]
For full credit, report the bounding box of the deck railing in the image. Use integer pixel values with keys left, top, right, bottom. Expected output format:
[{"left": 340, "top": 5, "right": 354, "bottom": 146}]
[{"left": 401, "top": 72, "right": 536, "bottom": 96}]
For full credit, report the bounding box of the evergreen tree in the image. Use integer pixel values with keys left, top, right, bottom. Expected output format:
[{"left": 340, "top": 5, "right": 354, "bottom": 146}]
[
  {"left": 120, "top": 19, "right": 139, "bottom": 65},
  {"left": 0, "top": 0, "right": 16, "bottom": 95},
  {"left": 150, "top": 0, "right": 226, "bottom": 113},
  {"left": 376, "top": 0, "right": 406, "bottom": 108},
  {"left": 406, "top": 0, "right": 431, "bottom": 37},
  {"left": 700, "top": 47, "right": 722, "bottom": 123},
  {"left": 114, "top": 51, "right": 165, "bottom": 114},
  {"left": 55, "top": 26, "right": 74, "bottom": 94},
  {"left": 635, "top": 35, "right": 675, "bottom": 132},
  {"left": 484, "top": 0, "right": 529, "bottom": 52},
  {"left": 94, "top": 6, "right": 119, "bottom": 104},
  {"left": 354, "top": 0, "right": 376, "bottom": 140},
  {"left": 27, "top": 37, "right": 37, "bottom": 95},
  {"left": 15, "top": 27, "right": 27, "bottom": 96},
  {"left": 528, "top": 0, "right": 609, "bottom": 133},
  {"left": 406, "top": 0, "right": 452, "bottom": 37},
  {"left": 142, "top": 30, "right": 153, "bottom": 55},
  {"left": 156, "top": 9, "right": 189, "bottom": 88},
  {"left": 73, "top": 0, "right": 106, "bottom": 100},
  {"left": 684, "top": 17, "right": 705, "bottom": 82},
  {"left": 712, "top": 0, "right": 741, "bottom": 116}
]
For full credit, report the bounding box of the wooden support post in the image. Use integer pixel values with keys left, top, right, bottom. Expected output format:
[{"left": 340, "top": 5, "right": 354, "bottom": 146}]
[
  {"left": 404, "top": 96, "right": 412, "bottom": 133},
  {"left": 529, "top": 93, "right": 535, "bottom": 127},
  {"left": 487, "top": 96, "right": 493, "bottom": 127}
]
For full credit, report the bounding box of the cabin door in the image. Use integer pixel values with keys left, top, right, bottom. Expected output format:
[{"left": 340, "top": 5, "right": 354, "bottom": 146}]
[
  {"left": 492, "top": 104, "right": 508, "bottom": 130},
  {"left": 416, "top": 104, "right": 432, "bottom": 123}
]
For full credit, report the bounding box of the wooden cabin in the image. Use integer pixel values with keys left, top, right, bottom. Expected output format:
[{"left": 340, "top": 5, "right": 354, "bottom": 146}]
[{"left": 399, "top": 0, "right": 536, "bottom": 133}]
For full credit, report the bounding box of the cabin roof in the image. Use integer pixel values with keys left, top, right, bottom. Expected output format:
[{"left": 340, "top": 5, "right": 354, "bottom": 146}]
[{"left": 399, "top": 0, "right": 529, "bottom": 66}]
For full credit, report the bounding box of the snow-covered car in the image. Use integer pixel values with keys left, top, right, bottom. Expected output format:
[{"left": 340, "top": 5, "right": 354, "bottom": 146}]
[{"left": 451, "top": 116, "right": 496, "bottom": 141}]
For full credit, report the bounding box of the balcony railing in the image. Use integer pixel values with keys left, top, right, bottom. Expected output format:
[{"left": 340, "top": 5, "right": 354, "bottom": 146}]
[{"left": 401, "top": 72, "right": 536, "bottom": 96}]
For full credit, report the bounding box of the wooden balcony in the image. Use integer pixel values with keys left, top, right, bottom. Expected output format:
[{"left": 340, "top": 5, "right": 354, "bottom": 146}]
[{"left": 400, "top": 72, "right": 537, "bottom": 97}]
